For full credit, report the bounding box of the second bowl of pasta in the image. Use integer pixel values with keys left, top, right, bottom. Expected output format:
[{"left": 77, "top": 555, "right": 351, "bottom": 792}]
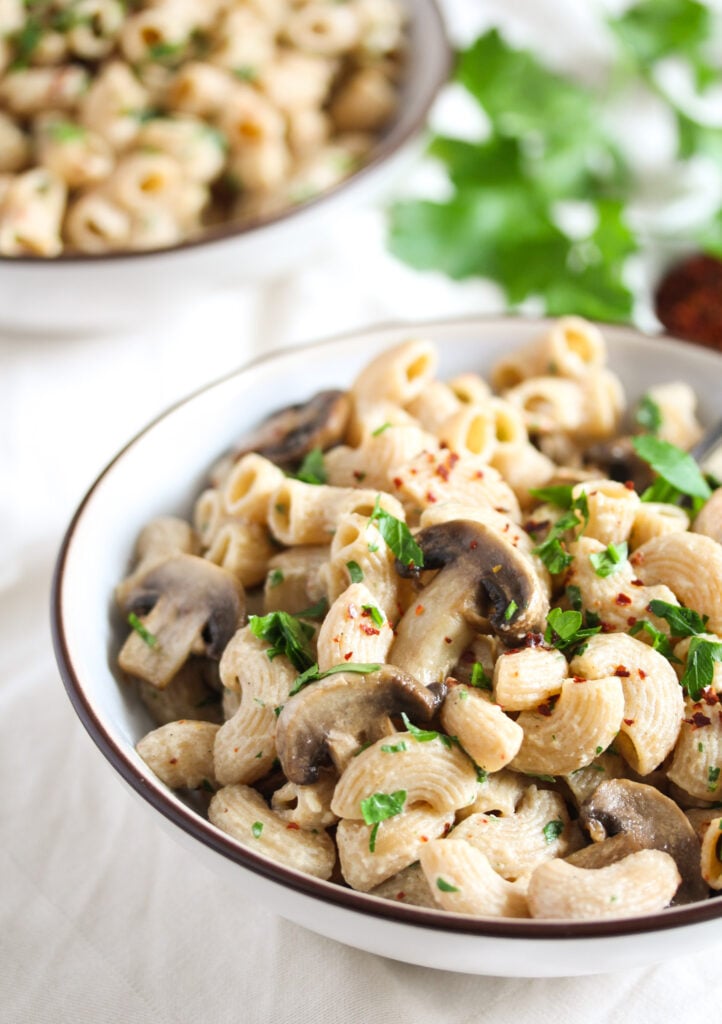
[
  {"left": 0, "top": 0, "right": 449, "bottom": 334},
  {"left": 52, "top": 314, "right": 722, "bottom": 976}
]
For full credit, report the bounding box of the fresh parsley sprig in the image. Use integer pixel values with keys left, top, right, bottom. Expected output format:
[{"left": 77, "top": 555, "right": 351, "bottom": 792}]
[
  {"left": 369, "top": 496, "right": 424, "bottom": 569},
  {"left": 248, "top": 611, "right": 315, "bottom": 672},
  {"left": 531, "top": 495, "right": 588, "bottom": 574},
  {"left": 295, "top": 447, "right": 327, "bottom": 485},
  {"left": 360, "top": 790, "right": 407, "bottom": 852},
  {"left": 544, "top": 608, "right": 601, "bottom": 652},
  {"left": 632, "top": 435, "right": 711, "bottom": 507},
  {"left": 589, "top": 541, "right": 628, "bottom": 578}
]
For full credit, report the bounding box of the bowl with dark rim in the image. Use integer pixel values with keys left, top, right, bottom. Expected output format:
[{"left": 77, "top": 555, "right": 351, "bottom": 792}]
[
  {"left": 0, "top": 0, "right": 450, "bottom": 336},
  {"left": 51, "top": 315, "right": 722, "bottom": 977}
]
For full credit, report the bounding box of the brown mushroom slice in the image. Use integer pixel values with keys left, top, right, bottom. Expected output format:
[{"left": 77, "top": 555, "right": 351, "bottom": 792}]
[
  {"left": 579, "top": 779, "right": 707, "bottom": 905},
  {"left": 582, "top": 436, "right": 654, "bottom": 493},
  {"left": 231, "top": 389, "right": 351, "bottom": 467},
  {"left": 565, "top": 833, "right": 643, "bottom": 870},
  {"left": 275, "top": 665, "right": 445, "bottom": 786},
  {"left": 391, "top": 520, "right": 549, "bottom": 684},
  {"left": 118, "top": 554, "right": 245, "bottom": 688}
]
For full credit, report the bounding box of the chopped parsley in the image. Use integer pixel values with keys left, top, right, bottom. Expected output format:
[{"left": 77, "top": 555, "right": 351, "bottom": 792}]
[
  {"left": 635, "top": 394, "right": 662, "bottom": 434},
  {"left": 362, "top": 604, "right": 385, "bottom": 627},
  {"left": 632, "top": 434, "right": 711, "bottom": 506},
  {"left": 469, "top": 662, "right": 492, "bottom": 690},
  {"left": 295, "top": 447, "right": 327, "bottom": 485},
  {"left": 647, "top": 599, "right": 708, "bottom": 637},
  {"left": 268, "top": 569, "right": 284, "bottom": 588},
  {"left": 532, "top": 495, "right": 588, "bottom": 574},
  {"left": 629, "top": 619, "right": 679, "bottom": 662},
  {"left": 360, "top": 790, "right": 407, "bottom": 852},
  {"left": 708, "top": 766, "right": 721, "bottom": 792},
  {"left": 346, "top": 560, "right": 364, "bottom": 583},
  {"left": 248, "top": 611, "right": 315, "bottom": 672},
  {"left": 528, "top": 484, "right": 575, "bottom": 508},
  {"left": 399, "top": 712, "right": 440, "bottom": 742},
  {"left": 289, "top": 661, "right": 381, "bottom": 696},
  {"left": 542, "top": 819, "right": 564, "bottom": 843},
  {"left": 504, "top": 599, "right": 518, "bottom": 621},
  {"left": 368, "top": 496, "right": 424, "bottom": 569},
  {"left": 544, "top": 608, "right": 601, "bottom": 651},
  {"left": 127, "top": 611, "right": 158, "bottom": 648},
  {"left": 371, "top": 422, "right": 393, "bottom": 436},
  {"left": 47, "top": 121, "right": 86, "bottom": 143},
  {"left": 381, "top": 742, "right": 408, "bottom": 754},
  {"left": 436, "top": 877, "right": 460, "bottom": 893},
  {"left": 251, "top": 821, "right": 263, "bottom": 838},
  {"left": 681, "top": 637, "right": 722, "bottom": 701},
  {"left": 589, "top": 541, "right": 628, "bottom": 578}
]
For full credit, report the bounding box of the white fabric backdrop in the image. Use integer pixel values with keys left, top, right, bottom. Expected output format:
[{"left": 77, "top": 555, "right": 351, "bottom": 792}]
[{"left": 3, "top": 1, "right": 722, "bottom": 1020}]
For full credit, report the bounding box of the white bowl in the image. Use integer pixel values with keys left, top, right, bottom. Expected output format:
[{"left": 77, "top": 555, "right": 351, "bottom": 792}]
[
  {"left": 51, "top": 316, "right": 722, "bottom": 977},
  {"left": 0, "top": 0, "right": 450, "bottom": 337}
]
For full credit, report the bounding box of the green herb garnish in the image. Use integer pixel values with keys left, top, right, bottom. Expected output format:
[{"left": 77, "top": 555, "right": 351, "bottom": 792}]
[
  {"left": 362, "top": 604, "right": 385, "bottom": 627},
  {"left": 589, "top": 541, "right": 628, "bottom": 578},
  {"left": 635, "top": 394, "right": 662, "bottom": 434},
  {"left": 528, "top": 484, "right": 574, "bottom": 508},
  {"left": 504, "top": 599, "right": 518, "bottom": 621},
  {"left": 681, "top": 637, "right": 722, "bottom": 701},
  {"left": 289, "top": 661, "right": 381, "bottom": 696},
  {"left": 128, "top": 611, "right": 158, "bottom": 647},
  {"left": 544, "top": 608, "right": 601, "bottom": 651},
  {"left": 708, "top": 766, "right": 721, "bottom": 792},
  {"left": 632, "top": 435, "right": 711, "bottom": 504},
  {"left": 469, "top": 662, "right": 492, "bottom": 691},
  {"left": 647, "top": 599, "right": 708, "bottom": 637},
  {"left": 436, "top": 877, "right": 460, "bottom": 893},
  {"left": 542, "top": 819, "right": 564, "bottom": 843},
  {"left": 629, "top": 619, "right": 680, "bottom": 662},
  {"left": 295, "top": 447, "right": 327, "bottom": 485},
  {"left": 346, "top": 560, "right": 363, "bottom": 583},
  {"left": 248, "top": 611, "right": 315, "bottom": 672},
  {"left": 251, "top": 821, "right": 263, "bottom": 838},
  {"left": 360, "top": 790, "right": 407, "bottom": 852},
  {"left": 369, "top": 497, "right": 424, "bottom": 569},
  {"left": 371, "top": 422, "right": 393, "bottom": 436},
  {"left": 268, "top": 569, "right": 284, "bottom": 588},
  {"left": 532, "top": 496, "right": 588, "bottom": 574},
  {"left": 381, "top": 742, "right": 408, "bottom": 754}
]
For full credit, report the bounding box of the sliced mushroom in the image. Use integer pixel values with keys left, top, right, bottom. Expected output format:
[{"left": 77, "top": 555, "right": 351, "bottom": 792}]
[
  {"left": 231, "top": 389, "right": 351, "bottom": 468},
  {"left": 579, "top": 779, "right": 707, "bottom": 905},
  {"left": 391, "top": 520, "right": 549, "bottom": 683},
  {"left": 275, "top": 665, "right": 445, "bottom": 785},
  {"left": 118, "top": 553, "right": 245, "bottom": 688}
]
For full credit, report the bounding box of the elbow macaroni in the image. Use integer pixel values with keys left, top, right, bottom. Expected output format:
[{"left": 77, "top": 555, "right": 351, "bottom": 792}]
[{"left": 122, "top": 319, "right": 721, "bottom": 920}]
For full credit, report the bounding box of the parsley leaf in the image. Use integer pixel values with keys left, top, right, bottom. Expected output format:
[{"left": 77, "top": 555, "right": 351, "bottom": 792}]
[
  {"left": 646, "top": 599, "right": 708, "bottom": 637},
  {"left": 295, "top": 447, "right": 327, "bottom": 485},
  {"left": 128, "top": 612, "right": 158, "bottom": 647},
  {"left": 528, "top": 484, "right": 574, "bottom": 509},
  {"left": 251, "top": 821, "right": 263, "bottom": 838},
  {"left": 399, "top": 712, "right": 439, "bottom": 742},
  {"left": 609, "top": 0, "right": 716, "bottom": 90},
  {"left": 436, "top": 877, "right": 460, "bottom": 893},
  {"left": 360, "top": 790, "right": 407, "bottom": 852},
  {"left": 544, "top": 608, "right": 601, "bottom": 651},
  {"left": 542, "top": 819, "right": 564, "bottom": 843},
  {"left": 469, "top": 662, "right": 492, "bottom": 691},
  {"left": 632, "top": 435, "right": 711, "bottom": 502},
  {"left": 369, "top": 497, "right": 424, "bottom": 569},
  {"left": 681, "top": 637, "right": 722, "bottom": 700},
  {"left": 532, "top": 498, "right": 587, "bottom": 574},
  {"left": 629, "top": 619, "right": 680, "bottom": 662},
  {"left": 289, "top": 661, "right": 381, "bottom": 696},
  {"left": 589, "top": 541, "right": 628, "bottom": 578},
  {"left": 346, "top": 560, "right": 363, "bottom": 584},
  {"left": 635, "top": 394, "right": 662, "bottom": 434},
  {"left": 248, "top": 611, "right": 315, "bottom": 672}
]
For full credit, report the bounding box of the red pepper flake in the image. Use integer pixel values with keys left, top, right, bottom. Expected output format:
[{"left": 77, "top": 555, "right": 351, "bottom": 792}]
[
  {"left": 426, "top": 491, "right": 438, "bottom": 503},
  {"left": 703, "top": 689, "right": 720, "bottom": 706},
  {"left": 169, "top": 757, "right": 178, "bottom": 765},
  {"left": 344, "top": 652, "right": 354, "bottom": 661},
  {"left": 572, "top": 675, "right": 586, "bottom": 682},
  {"left": 601, "top": 621, "right": 616, "bottom": 633},
  {"left": 624, "top": 480, "right": 636, "bottom": 490},
  {"left": 638, "top": 668, "right": 647, "bottom": 679},
  {"left": 474, "top": 470, "right": 484, "bottom": 479},
  {"left": 286, "top": 822, "right": 300, "bottom": 830},
  {"left": 420, "top": 835, "right": 428, "bottom": 843},
  {"left": 396, "top": 892, "right": 406, "bottom": 901},
  {"left": 655, "top": 253, "right": 722, "bottom": 350},
  {"left": 352, "top": 470, "right": 365, "bottom": 481},
  {"left": 627, "top": 616, "right": 637, "bottom": 626},
  {"left": 470, "top": 540, "right": 478, "bottom": 550},
  {"left": 444, "top": 636, "right": 453, "bottom": 645},
  {"left": 360, "top": 624, "right": 380, "bottom": 636},
  {"left": 615, "top": 593, "right": 632, "bottom": 606},
  {"left": 623, "top": 718, "right": 635, "bottom": 726},
  {"left": 415, "top": 604, "right": 425, "bottom": 616},
  {"left": 685, "top": 711, "right": 711, "bottom": 728},
  {"left": 392, "top": 476, "right": 403, "bottom": 488},
  {"left": 614, "top": 666, "right": 630, "bottom": 677},
  {"left": 537, "top": 701, "right": 554, "bottom": 716}
]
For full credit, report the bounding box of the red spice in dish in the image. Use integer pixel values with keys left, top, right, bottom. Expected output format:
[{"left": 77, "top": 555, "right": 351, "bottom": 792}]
[{"left": 655, "top": 254, "right": 722, "bottom": 349}]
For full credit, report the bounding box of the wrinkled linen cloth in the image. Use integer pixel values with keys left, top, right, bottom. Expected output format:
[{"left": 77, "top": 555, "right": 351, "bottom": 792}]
[{"left": 3, "top": 1, "right": 722, "bottom": 1020}]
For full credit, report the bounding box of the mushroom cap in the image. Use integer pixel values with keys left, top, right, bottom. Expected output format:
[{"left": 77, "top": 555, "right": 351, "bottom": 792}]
[
  {"left": 232, "top": 389, "right": 351, "bottom": 467},
  {"left": 579, "top": 779, "right": 707, "bottom": 905},
  {"left": 119, "top": 553, "right": 245, "bottom": 688},
  {"left": 276, "top": 665, "right": 446, "bottom": 785},
  {"left": 396, "top": 519, "right": 548, "bottom": 641}
]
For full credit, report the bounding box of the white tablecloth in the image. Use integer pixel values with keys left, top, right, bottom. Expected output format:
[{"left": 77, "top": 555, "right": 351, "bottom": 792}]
[{"left": 3, "top": 1, "right": 722, "bottom": 1019}]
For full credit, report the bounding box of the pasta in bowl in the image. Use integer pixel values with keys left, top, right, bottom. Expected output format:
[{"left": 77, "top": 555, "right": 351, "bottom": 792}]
[
  {"left": 52, "top": 316, "right": 722, "bottom": 976},
  {"left": 0, "top": 0, "right": 449, "bottom": 332}
]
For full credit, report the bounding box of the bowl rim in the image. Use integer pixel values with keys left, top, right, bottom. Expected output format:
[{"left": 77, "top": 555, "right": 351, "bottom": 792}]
[
  {"left": 3, "top": 0, "right": 451, "bottom": 267},
  {"left": 51, "top": 312, "right": 722, "bottom": 940}
]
